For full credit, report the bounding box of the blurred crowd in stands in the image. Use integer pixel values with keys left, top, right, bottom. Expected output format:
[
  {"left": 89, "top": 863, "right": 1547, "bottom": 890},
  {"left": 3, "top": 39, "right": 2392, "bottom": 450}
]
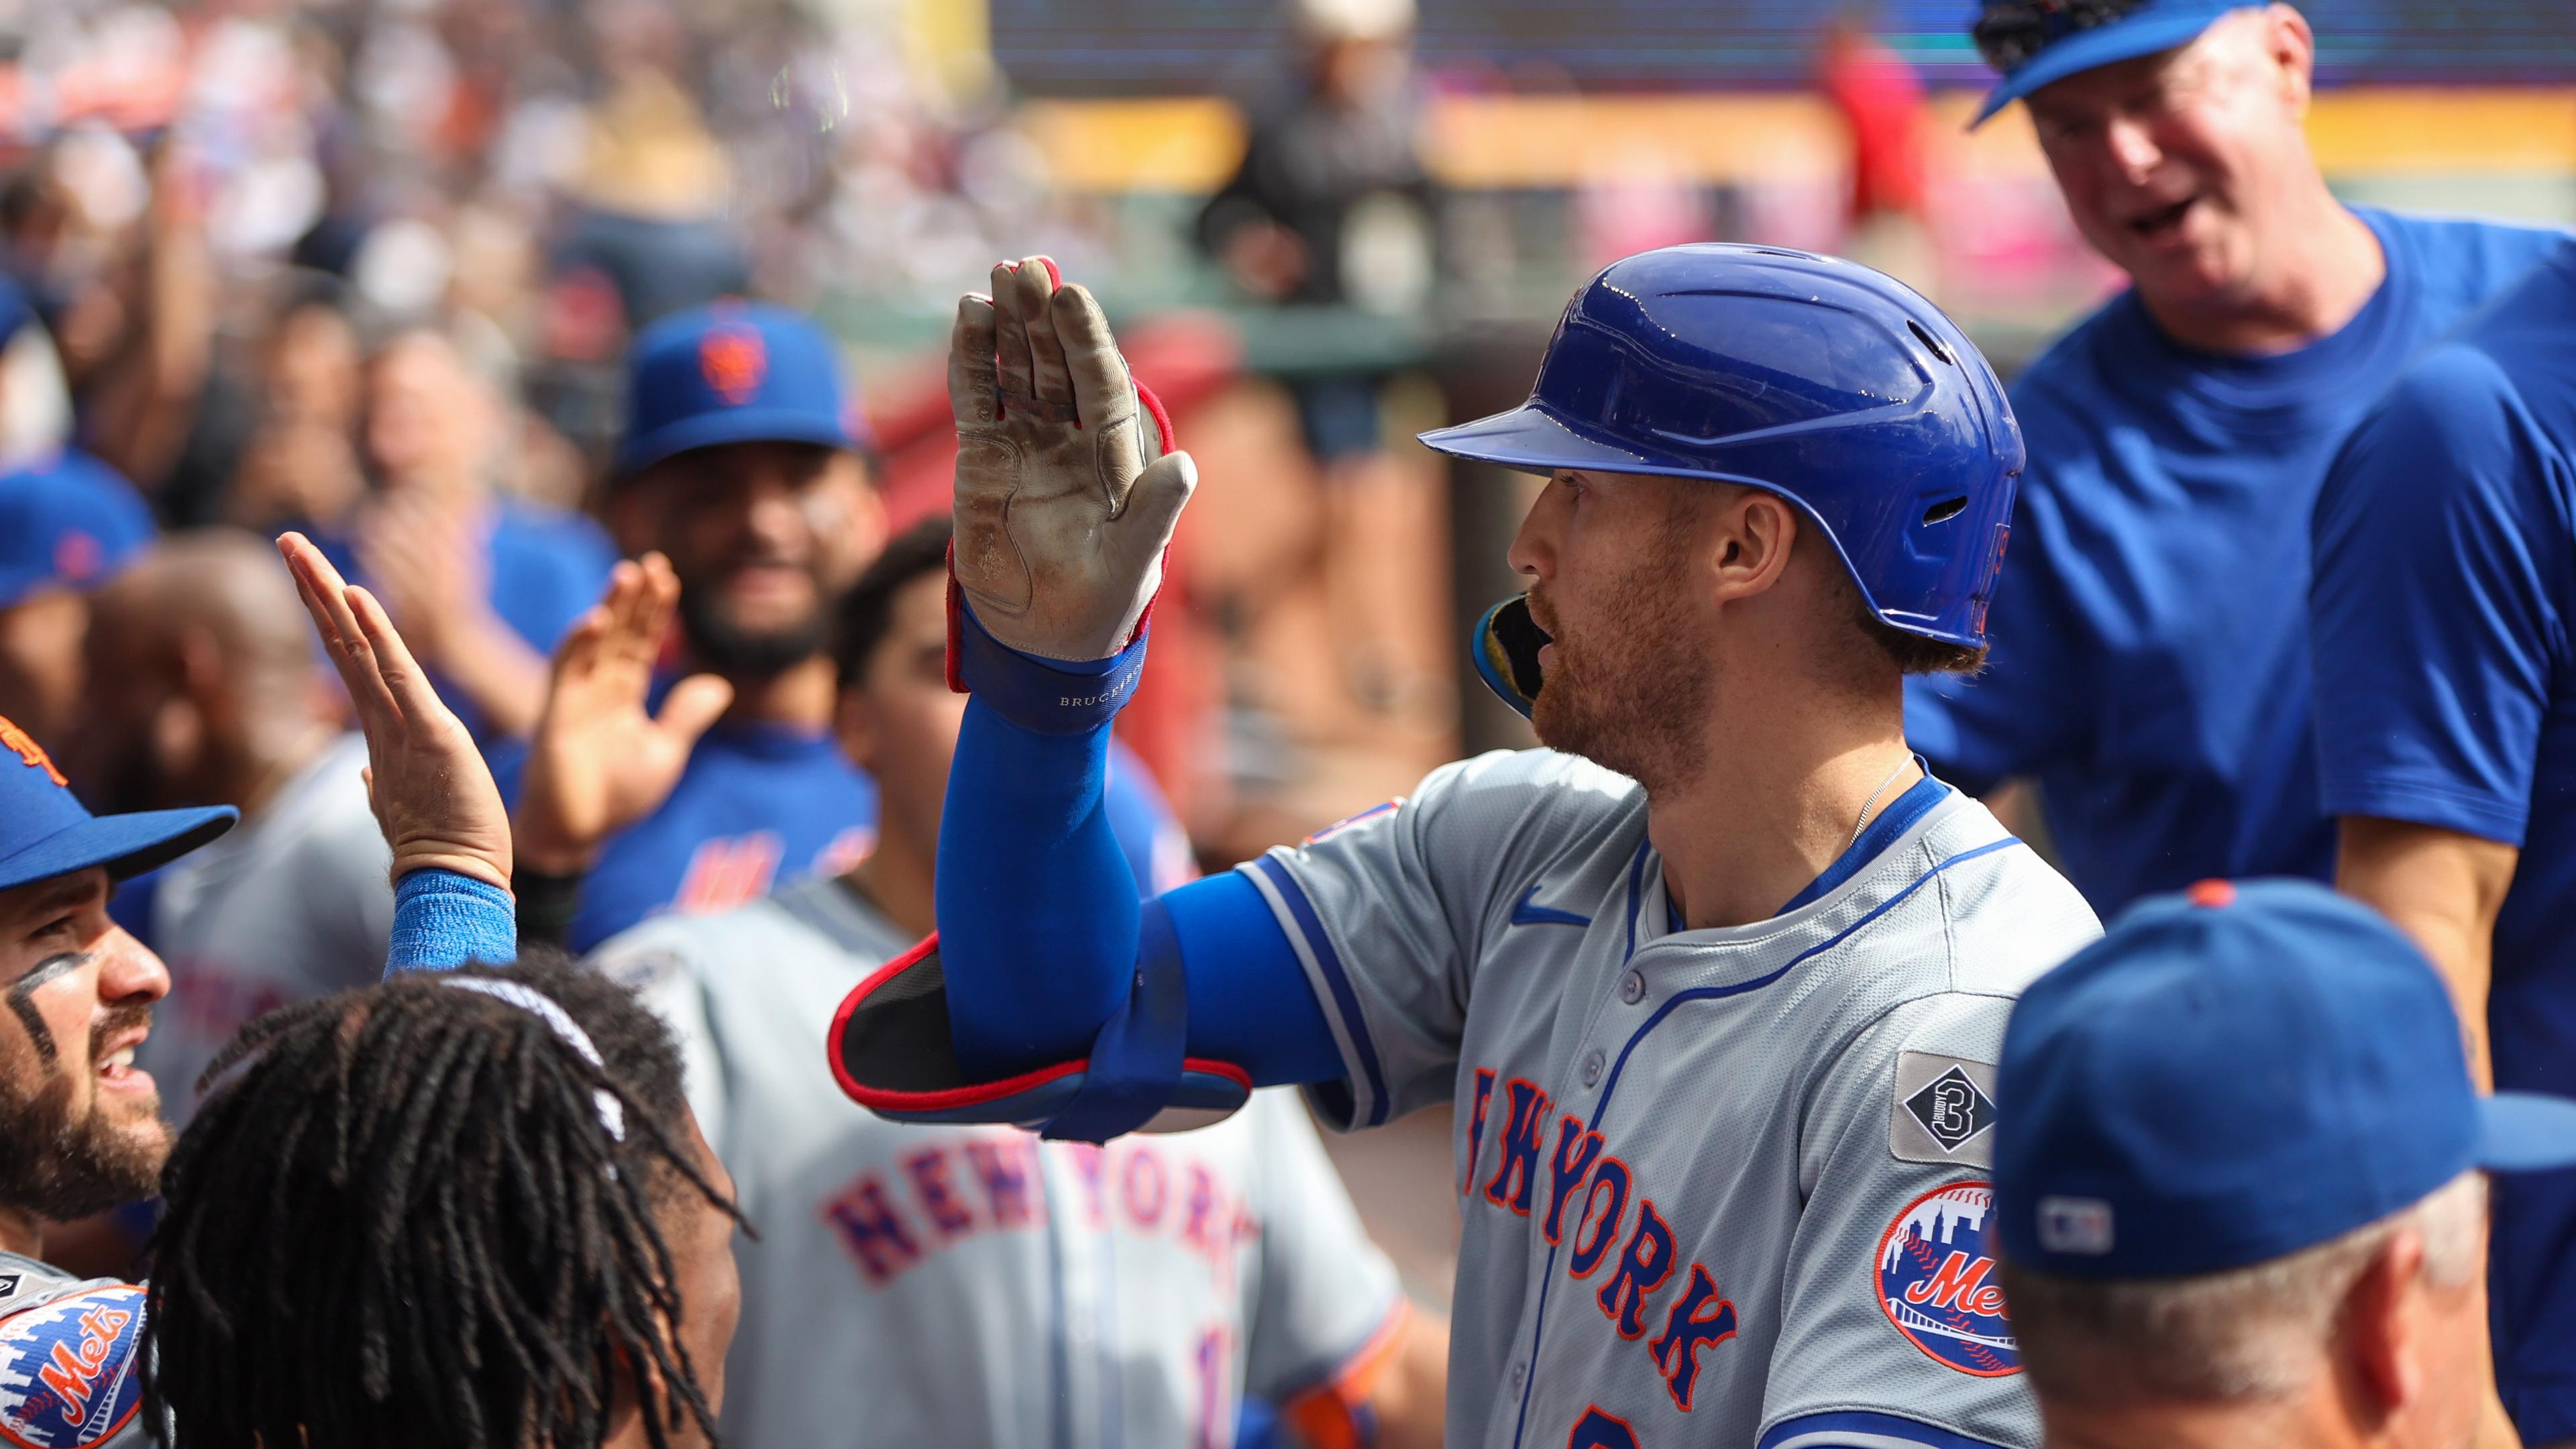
[{"left": 0, "top": 0, "right": 1525, "bottom": 888}]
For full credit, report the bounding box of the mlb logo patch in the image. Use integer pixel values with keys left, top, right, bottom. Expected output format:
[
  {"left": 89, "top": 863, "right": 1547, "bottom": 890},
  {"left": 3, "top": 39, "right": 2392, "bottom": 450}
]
[
  {"left": 1874, "top": 1181, "right": 2019, "bottom": 1378},
  {"left": 0, "top": 1286, "right": 147, "bottom": 1447},
  {"left": 2037, "top": 1195, "right": 2114, "bottom": 1255},
  {"left": 700, "top": 325, "right": 768, "bottom": 405}
]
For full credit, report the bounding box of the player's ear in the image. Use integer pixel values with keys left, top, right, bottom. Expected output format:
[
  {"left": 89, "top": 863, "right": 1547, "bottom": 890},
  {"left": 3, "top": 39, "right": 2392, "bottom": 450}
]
[
  {"left": 598, "top": 1329, "right": 692, "bottom": 1449},
  {"left": 2340, "top": 1227, "right": 2424, "bottom": 1421},
  {"left": 1705, "top": 486, "right": 1799, "bottom": 607},
  {"left": 2262, "top": 3, "right": 2315, "bottom": 111},
  {"left": 600, "top": 1341, "right": 647, "bottom": 1449}
]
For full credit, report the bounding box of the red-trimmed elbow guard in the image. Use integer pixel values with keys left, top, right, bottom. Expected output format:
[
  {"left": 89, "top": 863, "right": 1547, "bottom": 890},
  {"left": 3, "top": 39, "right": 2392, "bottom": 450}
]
[{"left": 828, "top": 930, "right": 1251, "bottom": 1142}]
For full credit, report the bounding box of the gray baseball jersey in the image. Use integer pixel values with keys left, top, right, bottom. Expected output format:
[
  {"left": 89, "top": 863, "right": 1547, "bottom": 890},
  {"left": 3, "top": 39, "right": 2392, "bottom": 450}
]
[
  {"left": 0, "top": 1253, "right": 148, "bottom": 1448},
  {"left": 593, "top": 873, "right": 1407, "bottom": 1449},
  {"left": 138, "top": 733, "right": 392, "bottom": 1117},
  {"left": 1240, "top": 749, "right": 2100, "bottom": 1449}
]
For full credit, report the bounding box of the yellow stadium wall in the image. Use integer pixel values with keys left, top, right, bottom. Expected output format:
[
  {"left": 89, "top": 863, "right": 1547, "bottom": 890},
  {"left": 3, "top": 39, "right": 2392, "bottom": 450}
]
[{"left": 1016, "top": 89, "right": 2576, "bottom": 194}]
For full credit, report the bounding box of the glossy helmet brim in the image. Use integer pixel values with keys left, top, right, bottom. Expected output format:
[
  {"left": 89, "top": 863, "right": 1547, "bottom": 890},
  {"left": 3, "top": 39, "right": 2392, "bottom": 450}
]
[
  {"left": 1421, "top": 402, "right": 1997, "bottom": 654},
  {"left": 1420, "top": 401, "right": 1659, "bottom": 478}
]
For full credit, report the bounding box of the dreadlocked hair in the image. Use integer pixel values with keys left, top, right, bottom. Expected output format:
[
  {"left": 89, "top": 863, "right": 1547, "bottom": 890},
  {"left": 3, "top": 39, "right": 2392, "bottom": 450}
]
[{"left": 142, "top": 948, "right": 742, "bottom": 1449}]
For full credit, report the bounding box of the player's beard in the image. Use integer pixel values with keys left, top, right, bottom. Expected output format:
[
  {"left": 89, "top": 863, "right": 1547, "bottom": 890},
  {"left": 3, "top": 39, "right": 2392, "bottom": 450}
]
[
  {"left": 0, "top": 1004, "right": 169, "bottom": 1220},
  {"left": 674, "top": 562, "right": 832, "bottom": 680},
  {"left": 1527, "top": 521, "right": 1713, "bottom": 794}
]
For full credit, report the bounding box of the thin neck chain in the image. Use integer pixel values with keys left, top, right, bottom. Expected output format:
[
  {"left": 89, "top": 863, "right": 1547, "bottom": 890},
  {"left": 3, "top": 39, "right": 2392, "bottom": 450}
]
[{"left": 1847, "top": 757, "right": 1917, "bottom": 850}]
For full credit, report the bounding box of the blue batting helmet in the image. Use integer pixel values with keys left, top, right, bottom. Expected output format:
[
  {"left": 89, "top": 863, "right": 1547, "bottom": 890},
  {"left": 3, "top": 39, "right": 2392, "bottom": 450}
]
[{"left": 1420, "top": 244, "right": 2021, "bottom": 713}]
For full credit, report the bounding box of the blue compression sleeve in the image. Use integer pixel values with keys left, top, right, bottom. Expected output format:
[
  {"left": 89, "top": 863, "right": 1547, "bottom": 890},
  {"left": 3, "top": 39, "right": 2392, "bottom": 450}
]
[
  {"left": 388, "top": 869, "right": 518, "bottom": 974},
  {"left": 941, "top": 696, "right": 1140, "bottom": 1076},
  {"left": 937, "top": 631, "right": 1340, "bottom": 1085},
  {"left": 1162, "top": 871, "right": 1344, "bottom": 1084}
]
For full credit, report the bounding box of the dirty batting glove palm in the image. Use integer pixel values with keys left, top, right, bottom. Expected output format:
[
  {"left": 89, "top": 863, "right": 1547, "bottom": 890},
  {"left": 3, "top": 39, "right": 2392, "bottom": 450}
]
[{"left": 950, "top": 256, "right": 1197, "bottom": 666}]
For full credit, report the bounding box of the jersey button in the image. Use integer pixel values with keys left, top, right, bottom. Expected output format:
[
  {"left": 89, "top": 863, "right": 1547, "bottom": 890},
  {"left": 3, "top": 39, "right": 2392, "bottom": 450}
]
[
  {"left": 1580, "top": 1049, "right": 1605, "bottom": 1087},
  {"left": 1508, "top": 1362, "right": 1527, "bottom": 1392},
  {"left": 1618, "top": 970, "right": 1645, "bottom": 1004}
]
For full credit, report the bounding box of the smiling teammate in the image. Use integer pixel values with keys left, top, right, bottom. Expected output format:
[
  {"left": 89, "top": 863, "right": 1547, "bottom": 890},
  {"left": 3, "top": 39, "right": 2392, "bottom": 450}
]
[
  {"left": 828, "top": 249, "right": 2100, "bottom": 1449},
  {"left": 509, "top": 302, "right": 1187, "bottom": 951},
  {"left": 0, "top": 716, "right": 231, "bottom": 1446},
  {"left": 1904, "top": 0, "right": 2563, "bottom": 914}
]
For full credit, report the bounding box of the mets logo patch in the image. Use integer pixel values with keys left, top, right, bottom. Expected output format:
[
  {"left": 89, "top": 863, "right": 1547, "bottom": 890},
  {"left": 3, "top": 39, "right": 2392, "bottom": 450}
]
[
  {"left": 699, "top": 325, "right": 767, "bottom": 405},
  {"left": 1874, "top": 1181, "right": 2019, "bottom": 1377},
  {"left": 0, "top": 1286, "right": 147, "bottom": 1446}
]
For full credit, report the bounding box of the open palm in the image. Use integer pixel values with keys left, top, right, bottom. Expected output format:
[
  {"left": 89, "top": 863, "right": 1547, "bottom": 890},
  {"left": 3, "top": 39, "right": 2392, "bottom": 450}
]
[
  {"left": 277, "top": 531, "right": 515, "bottom": 890},
  {"left": 950, "top": 254, "right": 1195, "bottom": 662},
  {"left": 513, "top": 553, "right": 733, "bottom": 874}
]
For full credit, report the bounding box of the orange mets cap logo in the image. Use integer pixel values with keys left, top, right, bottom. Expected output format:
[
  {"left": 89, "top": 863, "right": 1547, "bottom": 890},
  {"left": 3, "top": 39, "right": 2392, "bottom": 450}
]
[
  {"left": 0, "top": 715, "right": 66, "bottom": 788},
  {"left": 52, "top": 531, "right": 101, "bottom": 584},
  {"left": 700, "top": 324, "right": 769, "bottom": 406}
]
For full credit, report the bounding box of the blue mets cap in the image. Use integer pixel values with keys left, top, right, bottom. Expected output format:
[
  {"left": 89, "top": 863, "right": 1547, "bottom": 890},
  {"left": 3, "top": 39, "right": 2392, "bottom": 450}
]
[
  {"left": 0, "top": 715, "right": 232, "bottom": 896},
  {"left": 1995, "top": 877, "right": 2576, "bottom": 1280},
  {"left": 0, "top": 454, "right": 158, "bottom": 611},
  {"left": 1971, "top": 0, "right": 2253, "bottom": 128},
  {"left": 615, "top": 300, "right": 862, "bottom": 478}
]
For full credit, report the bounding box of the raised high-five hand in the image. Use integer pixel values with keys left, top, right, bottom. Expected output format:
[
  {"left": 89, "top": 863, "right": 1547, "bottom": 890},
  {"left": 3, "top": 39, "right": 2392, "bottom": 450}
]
[
  {"left": 513, "top": 553, "right": 733, "bottom": 875},
  {"left": 277, "top": 531, "right": 513, "bottom": 891},
  {"left": 950, "top": 256, "right": 1197, "bottom": 662}
]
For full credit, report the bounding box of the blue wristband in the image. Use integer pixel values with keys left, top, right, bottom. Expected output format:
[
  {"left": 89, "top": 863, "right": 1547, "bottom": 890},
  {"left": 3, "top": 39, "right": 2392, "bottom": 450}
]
[
  {"left": 388, "top": 869, "right": 518, "bottom": 975},
  {"left": 954, "top": 595, "right": 1150, "bottom": 736}
]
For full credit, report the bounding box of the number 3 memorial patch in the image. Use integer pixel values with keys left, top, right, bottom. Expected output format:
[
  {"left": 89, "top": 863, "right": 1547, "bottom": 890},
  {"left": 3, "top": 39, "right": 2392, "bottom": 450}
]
[{"left": 1888, "top": 1051, "right": 2000, "bottom": 1168}]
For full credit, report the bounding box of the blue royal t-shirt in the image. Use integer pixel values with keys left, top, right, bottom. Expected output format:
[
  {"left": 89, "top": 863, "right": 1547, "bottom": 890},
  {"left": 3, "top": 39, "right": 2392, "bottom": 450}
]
[
  {"left": 313, "top": 496, "right": 620, "bottom": 743},
  {"left": 503, "top": 712, "right": 1195, "bottom": 953},
  {"left": 2310, "top": 239, "right": 2576, "bottom": 1441},
  {"left": 1904, "top": 207, "right": 2564, "bottom": 915},
  {"left": 479, "top": 498, "right": 623, "bottom": 676}
]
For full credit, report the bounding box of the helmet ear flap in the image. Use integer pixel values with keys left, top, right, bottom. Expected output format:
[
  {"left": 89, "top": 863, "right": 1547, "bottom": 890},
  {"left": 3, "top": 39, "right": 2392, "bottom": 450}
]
[{"left": 1473, "top": 596, "right": 1551, "bottom": 719}]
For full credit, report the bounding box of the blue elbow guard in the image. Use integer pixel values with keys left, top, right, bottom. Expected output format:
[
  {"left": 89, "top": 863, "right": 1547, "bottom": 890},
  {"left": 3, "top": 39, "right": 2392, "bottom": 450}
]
[{"left": 828, "top": 900, "right": 1251, "bottom": 1142}]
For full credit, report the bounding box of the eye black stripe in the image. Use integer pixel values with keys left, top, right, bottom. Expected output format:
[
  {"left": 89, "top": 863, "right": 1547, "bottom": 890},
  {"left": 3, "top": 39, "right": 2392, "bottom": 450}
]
[{"left": 5, "top": 953, "right": 86, "bottom": 1066}]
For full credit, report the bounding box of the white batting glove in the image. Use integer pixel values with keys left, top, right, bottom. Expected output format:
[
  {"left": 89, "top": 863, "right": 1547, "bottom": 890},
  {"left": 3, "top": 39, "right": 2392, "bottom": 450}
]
[{"left": 949, "top": 256, "right": 1197, "bottom": 663}]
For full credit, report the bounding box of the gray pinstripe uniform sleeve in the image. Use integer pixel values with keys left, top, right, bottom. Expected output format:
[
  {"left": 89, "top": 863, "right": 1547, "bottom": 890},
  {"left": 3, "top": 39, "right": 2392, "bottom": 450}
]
[{"left": 1240, "top": 749, "right": 1641, "bottom": 1132}]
